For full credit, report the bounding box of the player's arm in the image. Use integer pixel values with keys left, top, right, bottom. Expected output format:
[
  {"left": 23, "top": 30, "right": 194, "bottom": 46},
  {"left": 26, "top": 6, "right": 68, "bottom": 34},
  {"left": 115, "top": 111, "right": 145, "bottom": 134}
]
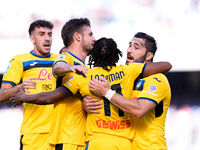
[
  {"left": 89, "top": 77, "right": 155, "bottom": 118},
  {"left": 0, "top": 83, "right": 19, "bottom": 104},
  {"left": 10, "top": 86, "right": 71, "bottom": 107},
  {"left": 53, "top": 62, "right": 88, "bottom": 77},
  {"left": 0, "top": 77, "right": 36, "bottom": 104},
  {"left": 143, "top": 61, "right": 172, "bottom": 77}
]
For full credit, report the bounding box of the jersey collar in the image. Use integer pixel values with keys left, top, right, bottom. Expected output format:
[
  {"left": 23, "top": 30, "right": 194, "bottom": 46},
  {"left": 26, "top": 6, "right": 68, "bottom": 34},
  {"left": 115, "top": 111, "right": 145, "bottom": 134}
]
[{"left": 30, "top": 50, "right": 51, "bottom": 58}]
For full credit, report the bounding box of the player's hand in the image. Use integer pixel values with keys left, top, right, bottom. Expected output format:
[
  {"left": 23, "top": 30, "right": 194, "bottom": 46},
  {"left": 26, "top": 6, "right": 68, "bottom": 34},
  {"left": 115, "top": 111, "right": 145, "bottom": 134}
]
[
  {"left": 82, "top": 96, "right": 102, "bottom": 114},
  {"left": 89, "top": 76, "right": 110, "bottom": 97},
  {"left": 10, "top": 87, "right": 25, "bottom": 107},
  {"left": 69, "top": 65, "right": 88, "bottom": 78},
  {"left": 19, "top": 77, "right": 36, "bottom": 93}
]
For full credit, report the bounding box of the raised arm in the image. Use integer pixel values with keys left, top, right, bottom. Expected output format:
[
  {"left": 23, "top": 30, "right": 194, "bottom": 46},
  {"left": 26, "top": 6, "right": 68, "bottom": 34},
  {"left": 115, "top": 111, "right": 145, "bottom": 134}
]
[
  {"left": 10, "top": 86, "right": 71, "bottom": 107},
  {"left": 53, "top": 62, "right": 88, "bottom": 77},
  {"left": 143, "top": 61, "right": 172, "bottom": 77}
]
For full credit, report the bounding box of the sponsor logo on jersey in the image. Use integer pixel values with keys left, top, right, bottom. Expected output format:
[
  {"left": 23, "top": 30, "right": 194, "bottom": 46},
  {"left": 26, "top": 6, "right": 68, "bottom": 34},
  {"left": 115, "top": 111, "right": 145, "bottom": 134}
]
[
  {"left": 5, "top": 65, "right": 11, "bottom": 74},
  {"left": 36, "top": 69, "right": 52, "bottom": 81},
  {"left": 42, "top": 84, "right": 52, "bottom": 92},
  {"left": 96, "top": 119, "right": 131, "bottom": 130},
  {"left": 30, "top": 62, "right": 38, "bottom": 66}
]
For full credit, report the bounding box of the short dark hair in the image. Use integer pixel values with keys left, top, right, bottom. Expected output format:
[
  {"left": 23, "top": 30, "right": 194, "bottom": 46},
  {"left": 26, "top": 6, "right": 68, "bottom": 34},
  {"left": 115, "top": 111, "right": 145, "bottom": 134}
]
[
  {"left": 61, "top": 18, "right": 91, "bottom": 47},
  {"left": 28, "top": 20, "right": 54, "bottom": 36},
  {"left": 59, "top": 47, "right": 68, "bottom": 54},
  {"left": 134, "top": 32, "right": 157, "bottom": 62},
  {"left": 88, "top": 37, "right": 123, "bottom": 71}
]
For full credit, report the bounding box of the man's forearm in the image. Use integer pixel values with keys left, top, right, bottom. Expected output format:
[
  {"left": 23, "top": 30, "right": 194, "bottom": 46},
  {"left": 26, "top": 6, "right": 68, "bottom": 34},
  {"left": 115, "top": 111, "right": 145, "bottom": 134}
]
[
  {"left": 109, "top": 93, "right": 138, "bottom": 116},
  {"left": 53, "top": 63, "right": 71, "bottom": 77},
  {"left": 0, "top": 85, "right": 19, "bottom": 104},
  {"left": 22, "top": 93, "right": 53, "bottom": 105}
]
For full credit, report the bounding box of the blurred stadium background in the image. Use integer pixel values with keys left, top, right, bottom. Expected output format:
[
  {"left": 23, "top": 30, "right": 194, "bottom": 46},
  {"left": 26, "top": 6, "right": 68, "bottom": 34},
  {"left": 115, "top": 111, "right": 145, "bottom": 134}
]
[{"left": 0, "top": 0, "right": 200, "bottom": 149}]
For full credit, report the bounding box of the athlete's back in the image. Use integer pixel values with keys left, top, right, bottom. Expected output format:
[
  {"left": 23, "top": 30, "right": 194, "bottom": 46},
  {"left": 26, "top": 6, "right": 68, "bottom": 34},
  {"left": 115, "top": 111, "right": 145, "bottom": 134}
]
[{"left": 63, "top": 63, "right": 146, "bottom": 142}]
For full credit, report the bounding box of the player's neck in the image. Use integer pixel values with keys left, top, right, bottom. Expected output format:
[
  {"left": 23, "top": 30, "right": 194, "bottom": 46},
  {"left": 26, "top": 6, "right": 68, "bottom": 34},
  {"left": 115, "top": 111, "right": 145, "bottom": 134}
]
[
  {"left": 68, "top": 47, "right": 87, "bottom": 63},
  {"left": 32, "top": 49, "right": 50, "bottom": 57}
]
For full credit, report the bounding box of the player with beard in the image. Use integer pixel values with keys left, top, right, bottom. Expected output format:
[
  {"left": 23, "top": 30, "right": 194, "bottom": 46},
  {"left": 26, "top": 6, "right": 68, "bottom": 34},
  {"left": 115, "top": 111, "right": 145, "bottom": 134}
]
[{"left": 48, "top": 18, "right": 95, "bottom": 150}]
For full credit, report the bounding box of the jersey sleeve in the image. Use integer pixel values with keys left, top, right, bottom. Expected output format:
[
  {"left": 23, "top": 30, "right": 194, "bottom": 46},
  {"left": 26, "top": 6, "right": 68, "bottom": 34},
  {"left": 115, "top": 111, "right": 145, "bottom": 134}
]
[
  {"left": 137, "top": 74, "right": 171, "bottom": 105},
  {"left": 52, "top": 53, "right": 73, "bottom": 78},
  {"left": 126, "top": 63, "right": 146, "bottom": 79},
  {"left": 61, "top": 74, "right": 82, "bottom": 95},
  {"left": 2, "top": 55, "right": 23, "bottom": 86}
]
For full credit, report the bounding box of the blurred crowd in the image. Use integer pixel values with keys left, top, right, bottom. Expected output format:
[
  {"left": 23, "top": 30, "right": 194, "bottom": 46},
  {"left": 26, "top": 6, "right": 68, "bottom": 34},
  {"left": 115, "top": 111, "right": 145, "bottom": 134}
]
[
  {"left": 165, "top": 105, "right": 200, "bottom": 150},
  {"left": 1, "top": 0, "right": 200, "bottom": 39},
  {"left": 1, "top": 0, "right": 200, "bottom": 71}
]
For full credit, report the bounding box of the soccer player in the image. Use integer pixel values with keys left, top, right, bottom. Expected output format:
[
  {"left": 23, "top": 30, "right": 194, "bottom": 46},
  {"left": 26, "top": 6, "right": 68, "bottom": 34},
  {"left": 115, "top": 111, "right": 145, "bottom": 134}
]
[
  {"left": 48, "top": 18, "right": 95, "bottom": 150},
  {"left": 0, "top": 20, "right": 59, "bottom": 150},
  {"left": 10, "top": 37, "right": 171, "bottom": 150},
  {"left": 86, "top": 32, "right": 171, "bottom": 150}
]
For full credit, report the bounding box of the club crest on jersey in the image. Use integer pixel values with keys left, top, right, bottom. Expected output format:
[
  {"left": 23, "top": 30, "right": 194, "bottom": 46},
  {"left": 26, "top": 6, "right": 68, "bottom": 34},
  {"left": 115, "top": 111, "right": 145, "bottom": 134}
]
[
  {"left": 58, "top": 55, "right": 65, "bottom": 59},
  {"left": 65, "top": 76, "right": 74, "bottom": 86},
  {"left": 5, "top": 65, "right": 11, "bottom": 74},
  {"left": 149, "top": 84, "right": 157, "bottom": 92}
]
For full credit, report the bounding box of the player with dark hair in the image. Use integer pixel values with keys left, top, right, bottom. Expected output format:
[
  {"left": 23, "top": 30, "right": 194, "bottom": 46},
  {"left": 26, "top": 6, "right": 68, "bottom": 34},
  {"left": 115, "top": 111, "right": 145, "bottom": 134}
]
[
  {"left": 88, "top": 37, "right": 123, "bottom": 71},
  {"left": 59, "top": 47, "right": 68, "bottom": 54},
  {"left": 49, "top": 18, "right": 95, "bottom": 150},
  {"left": 10, "top": 36, "right": 171, "bottom": 149},
  {"left": 0, "top": 19, "right": 59, "bottom": 150},
  {"left": 86, "top": 32, "right": 171, "bottom": 150}
]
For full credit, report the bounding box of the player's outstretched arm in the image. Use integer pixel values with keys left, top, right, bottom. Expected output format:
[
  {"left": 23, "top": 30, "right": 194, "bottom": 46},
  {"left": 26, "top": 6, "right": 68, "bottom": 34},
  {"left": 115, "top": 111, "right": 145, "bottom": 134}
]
[
  {"left": 53, "top": 62, "right": 87, "bottom": 77},
  {"left": 10, "top": 86, "right": 71, "bottom": 107},
  {"left": 89, "top": 76, "right": 156, "bottom": 118},
  {"left": 143, "top": 61, "right": 172, "bottom": 77},
  {"left": 0, "top": 77, "right": 36, "bottom": 104}
]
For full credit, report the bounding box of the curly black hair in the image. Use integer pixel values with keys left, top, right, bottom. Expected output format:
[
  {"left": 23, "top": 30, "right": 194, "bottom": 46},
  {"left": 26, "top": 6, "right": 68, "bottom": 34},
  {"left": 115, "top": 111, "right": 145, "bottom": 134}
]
[
  {"left": 28, "top": 20, "right": 53, "bottom": 36},
  {"left": 88, "top": 37, "right": 123, "bottom": 71}
]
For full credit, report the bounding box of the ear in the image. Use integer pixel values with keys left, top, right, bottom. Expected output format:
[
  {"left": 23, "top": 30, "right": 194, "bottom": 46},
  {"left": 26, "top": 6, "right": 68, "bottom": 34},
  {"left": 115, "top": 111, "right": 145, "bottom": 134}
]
[
  {"left": 30, "top": 35, "right": 35, "bottom": 44},
  {"left": 74, "top": 32, "right": 81, "bottom": 42},
  {"left": 146, "top": 52, "right": 154, "bottom": 61}
]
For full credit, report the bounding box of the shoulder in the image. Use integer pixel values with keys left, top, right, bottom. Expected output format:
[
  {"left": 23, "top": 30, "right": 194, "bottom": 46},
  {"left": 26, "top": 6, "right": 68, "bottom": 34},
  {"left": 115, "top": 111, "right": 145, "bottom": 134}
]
[
  {"left": 144, "top": 73, "right": 171, "bottom": 90},
  {"left": 146, "top": 73, "right": 168, "bottom": 81},
  {"left": 50, "top": 53, "right": 60, "bottom": 59},
  {"left": 11, "top": 53, "right": 30, "bottom": 62}
]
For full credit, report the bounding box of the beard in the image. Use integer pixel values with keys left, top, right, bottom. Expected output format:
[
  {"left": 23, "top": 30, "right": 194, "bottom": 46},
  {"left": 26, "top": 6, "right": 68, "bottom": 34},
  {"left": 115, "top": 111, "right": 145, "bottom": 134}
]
[
  {"left": 126, "top": 52, "right": 147, "bottom": 64},
  {"left": 82, "top": 40, "right": 92, "bottom": 56},
  {"left": 134, "top": 53, "right": 147, "bottom": 63}
]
